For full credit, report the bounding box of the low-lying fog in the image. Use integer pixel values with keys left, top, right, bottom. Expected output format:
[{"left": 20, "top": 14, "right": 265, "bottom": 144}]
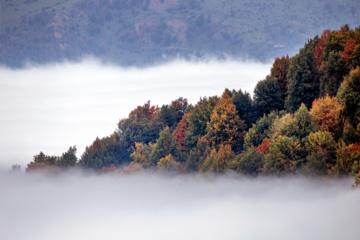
[
  {"left": 1, "top": 172, "right": 359, "bottom": 240},
  {"left": 0, "top": 58, "right": 271, "bottom": 168}
]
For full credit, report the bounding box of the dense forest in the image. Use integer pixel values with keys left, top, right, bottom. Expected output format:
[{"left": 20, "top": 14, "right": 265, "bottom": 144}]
[
  {"left": 1, "top": 0, "right": 359, "bottom": 67},
  {"left": 25, "top": 25, "right": 360, "bottom": 183}
]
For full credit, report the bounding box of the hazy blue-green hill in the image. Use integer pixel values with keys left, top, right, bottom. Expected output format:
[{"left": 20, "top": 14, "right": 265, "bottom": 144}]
[{"left": 1, "top": 0, "right": 359, "bottom": 67}]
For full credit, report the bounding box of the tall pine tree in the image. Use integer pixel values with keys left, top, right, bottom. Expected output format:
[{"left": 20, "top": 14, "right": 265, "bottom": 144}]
[{"left": 286, "top": 38, "right": 320, "bottom": 112}]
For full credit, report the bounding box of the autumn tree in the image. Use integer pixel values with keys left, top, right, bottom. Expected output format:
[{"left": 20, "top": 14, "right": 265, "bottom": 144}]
[
  {"left": 26, "top": 151, "right": 58, "bottom": 172},
  {"left": 270, "top": 55, "right": 291, "bottom": 101},
  {"left": 100, "top": 164, "right": 118, "bottom": 174},
  {"left": 173, "top": 113, "right": 190, "bottom": 153},
  {"left": 305, "top": 130, "right": 337, "bottom": 174},
  {"left": 343, "top": 38, "right": 356, "bottom": 64},
  {"left": 315, "top": 29, "right": 331, "bottom": 67},
  {"left": 129, "top": 142, "right": 155, "bottom": 168},
  {"left": 269, "top": 104, "right": 318, "bottom": 167},
  {"left": 323, "top": 26, "right": 348, "bottom": 60},
  {"left": 305, "top": 131, "right": 337, "bottom": 158},
  {"left": 200, "top": 144, "right": 235, "bottom": 173},
  {"left": 253, "top": 76, "right": 284, "bottom": 117},
  {"left": 206, "top": 92, "right": 246, "bottom": 153},
  {"left": 129, "top": 100, "right": 159, "bottom": 121},
  {"left": 333, "top": 141, "right": 360, "bottom": 176},
  {"left": 256, "top": 138, "right": 271, "bottom": 154},
  {"left": 263, "top": 136, "right": 301, "bottom": 175},
  {"left": 157, "top": 154, "right": 182, "bottom": 172},
  {"left": 269, "top": 113, "right": 294, "bottom": 140},
  {"left": 309, "top": 94, "right": 343, "bottom": 138}
]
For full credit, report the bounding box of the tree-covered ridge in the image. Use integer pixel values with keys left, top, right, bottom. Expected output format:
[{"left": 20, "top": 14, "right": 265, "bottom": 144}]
[
  {"left": 27, "top": 25, "right": 360, "bottom": 180},
  {"left": 1, "top": 0, "right": 359, "bottom": 67}
]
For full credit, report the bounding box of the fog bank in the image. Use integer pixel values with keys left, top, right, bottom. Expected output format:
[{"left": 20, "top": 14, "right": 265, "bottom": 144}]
[
  {"left": 0, "top": 58, "right": 271, "bottom": 168},
  {"left": 1, "top": 173, "right": 358, "bottom": 240}
]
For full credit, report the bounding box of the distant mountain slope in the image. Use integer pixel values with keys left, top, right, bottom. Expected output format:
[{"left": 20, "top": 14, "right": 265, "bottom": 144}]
[{"left": 1, "top": 0, "right": 359, "bottom": 67}]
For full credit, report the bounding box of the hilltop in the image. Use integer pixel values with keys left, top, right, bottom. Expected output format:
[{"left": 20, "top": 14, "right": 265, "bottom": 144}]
[{"left": 1, "top": 0, "right": 359, "bottom": 67}]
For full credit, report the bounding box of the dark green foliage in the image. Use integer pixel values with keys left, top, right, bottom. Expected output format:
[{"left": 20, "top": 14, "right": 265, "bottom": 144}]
[
  {"left": 185, "top": 137, "right": 211, "bottom": 172},
  {"left": 286, "top": 38, "right": 320, "bottom": 112},
  {"left": 185, "top": 136, "right": 211, "bottom": 173},
  {"left": 268, "top": 104, "right": 319, "bottom": 169},
  {"left": 243, "top": 111, "right": 285, "bottom": 150},
  {"left": 232, "top": 89, "right": 256, "bottom": 128},
  {"left": 305, "top": 148, "right": 329, "bottom": 176},
  {"left": 349, "top": 45, "right": 360, "bottom": 69},
  {"left": 33, "top": 152, "right": 57, "bottom": 165},
  {"left": 150, "top": 127, "right": 181, "bottom": 165},
  {"left": 319, "top": 51, "right": 349, "bottom": 97},
  {"left": 80, "top": 135, "right": 127, "bottom": 169},
  {"left": 337, "top": 67, "right": 360, "bottom": 128},
  {"left": 57, "top": 146, "right": 78, "bottom": 168},
  {"left": 157, "top": 97, "right": 189, "bottom": 131},
  {"left": 341, "top": 123, "right": 360, "bottom": 144},
  {"left": 29, "top": 146, "right": 77, "bottom": 169},
  {"left": 264, "top": 136, "right": 301, "bottom": 175},
  {"left": 290, "top": 103, "right": 318, "bottom": 141},
  {"left": 116, "top": 117, "right": 165, "bottom": 163},
  {"left": 254, "top": 76, "right": 284, "bottom": 117},
  {"left": 116, "top": 102, "right": 165, "bottom": 164},
  {"left": 229, "top": 148, "right": 264, "bottom": 176},
  {"left": 185, "top": 96, "right": 219, "bottom": 148}
]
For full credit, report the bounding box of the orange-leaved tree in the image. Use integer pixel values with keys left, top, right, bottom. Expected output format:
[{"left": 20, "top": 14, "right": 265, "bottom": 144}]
[
  {"left": 310, "top": 94, "right": 343, "bottom": 138},
  {"left": 206, "top": 92, "right": 246, "bottom": 153},
  {"left": 173, "top": 113, "right": 190, "bottom": 153}
]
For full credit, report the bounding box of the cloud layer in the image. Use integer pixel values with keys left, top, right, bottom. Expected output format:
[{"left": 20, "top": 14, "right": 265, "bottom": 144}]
[
  {"left": 0, "top": 58, "right": 271, "bottom": 168},
  {"left": 1, "top": 172, "right": 359, "bottom": 240}
]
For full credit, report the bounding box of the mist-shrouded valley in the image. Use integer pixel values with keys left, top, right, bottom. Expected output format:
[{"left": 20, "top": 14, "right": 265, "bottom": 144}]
[
  {"left": 1, "top": 171, "right": 360, "bottom": 240},
  {"left": 1, "top": 0, "right": 360, "bottom": 239}
]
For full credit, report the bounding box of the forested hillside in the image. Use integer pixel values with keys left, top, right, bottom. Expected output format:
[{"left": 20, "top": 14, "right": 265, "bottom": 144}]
[
  {"left": 1, "top": 0, "right": 359, "bottom": 67},
  {"left": 26, "top": 25, "right": 360, "bottom": 182}
]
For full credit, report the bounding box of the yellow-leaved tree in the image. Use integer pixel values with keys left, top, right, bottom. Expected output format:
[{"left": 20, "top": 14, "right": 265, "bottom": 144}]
[{"left": 206, "top": 92, "right": 246, "bottom": 153}]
